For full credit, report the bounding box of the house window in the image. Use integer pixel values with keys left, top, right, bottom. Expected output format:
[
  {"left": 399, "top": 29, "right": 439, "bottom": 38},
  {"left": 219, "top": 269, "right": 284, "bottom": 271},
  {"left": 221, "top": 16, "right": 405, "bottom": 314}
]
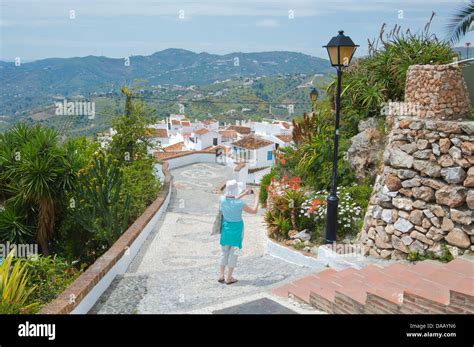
[
  {"left": 267, "top": 151, "right": 273, "bottom": 160},
  {"left": 213, "top": 138, "right": 218, "bottom": 146}
]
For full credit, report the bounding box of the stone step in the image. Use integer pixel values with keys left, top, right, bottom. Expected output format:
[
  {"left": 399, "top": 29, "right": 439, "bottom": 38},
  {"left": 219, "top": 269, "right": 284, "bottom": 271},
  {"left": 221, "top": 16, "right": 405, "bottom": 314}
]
[
  {"left": 444, "top": 257, "right": 474, "bottom": 277},
  {"left": 273, "top": 257, "right": 474, "bottom": 314},
  {"left": 447, "top": 278, "right": 474, "bottom": 314},
  {"left": 278, "top": 268, "right": 338, "bottom": 304}
]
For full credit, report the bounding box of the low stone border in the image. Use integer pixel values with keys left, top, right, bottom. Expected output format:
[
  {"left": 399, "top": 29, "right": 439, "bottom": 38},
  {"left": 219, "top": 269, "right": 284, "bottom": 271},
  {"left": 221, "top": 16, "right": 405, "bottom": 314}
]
[
  {"left": 40, "top": 162, "right": 173, "bottom": 314},
  {"left": 263, "top": 232, "right": 390, "bottom": 270},
  {"left": 265, "top": 238, "right": 325, "bottom": 269}
]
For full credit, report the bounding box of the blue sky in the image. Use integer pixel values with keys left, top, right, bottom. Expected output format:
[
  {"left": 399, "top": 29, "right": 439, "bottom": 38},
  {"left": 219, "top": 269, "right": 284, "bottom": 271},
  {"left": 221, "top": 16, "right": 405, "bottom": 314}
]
[{"left": 0, "top": 0, "right": 472, "bottom": 62}]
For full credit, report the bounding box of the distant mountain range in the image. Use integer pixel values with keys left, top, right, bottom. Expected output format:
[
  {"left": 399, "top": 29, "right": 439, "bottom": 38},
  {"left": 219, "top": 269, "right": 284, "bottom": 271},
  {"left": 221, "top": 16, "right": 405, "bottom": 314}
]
[{"left": 0, "top": 49, "right": 331, "bottom": 117}]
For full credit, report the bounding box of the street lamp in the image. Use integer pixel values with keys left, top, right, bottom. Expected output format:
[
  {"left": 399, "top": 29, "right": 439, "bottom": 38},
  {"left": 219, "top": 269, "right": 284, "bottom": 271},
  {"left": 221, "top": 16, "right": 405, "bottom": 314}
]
[
  {"left": 309, "top": 88, "right": 319, "bottom": 113},
  {"left": 323, "top": 30, "right": 358, "bottom": 244}
]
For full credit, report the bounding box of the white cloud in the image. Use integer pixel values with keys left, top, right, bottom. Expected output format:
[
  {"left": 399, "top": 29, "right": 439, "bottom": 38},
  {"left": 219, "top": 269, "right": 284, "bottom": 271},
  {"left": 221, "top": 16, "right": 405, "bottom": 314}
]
[{"left": 1, "top": 0, "right": 459, "bottom": 23}]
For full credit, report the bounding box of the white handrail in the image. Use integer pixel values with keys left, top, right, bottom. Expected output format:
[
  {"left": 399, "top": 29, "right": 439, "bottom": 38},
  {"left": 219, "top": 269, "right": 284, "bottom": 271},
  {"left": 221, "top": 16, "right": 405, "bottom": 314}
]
[{"left": 447, "top": 57, "right": 474, "bottom": 65}]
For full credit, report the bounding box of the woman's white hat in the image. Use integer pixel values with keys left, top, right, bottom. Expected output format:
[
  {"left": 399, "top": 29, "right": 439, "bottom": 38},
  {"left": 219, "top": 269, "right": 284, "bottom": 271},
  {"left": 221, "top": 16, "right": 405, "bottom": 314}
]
[{"left": 224, "top": 179, "right": 244, "bottom": 197}]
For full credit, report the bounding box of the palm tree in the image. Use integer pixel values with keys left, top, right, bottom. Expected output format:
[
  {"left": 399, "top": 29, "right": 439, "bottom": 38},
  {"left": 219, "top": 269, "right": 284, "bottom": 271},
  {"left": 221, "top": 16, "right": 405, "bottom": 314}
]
[
  {"left": 1, "top": 124, "right": 80, "bottom": 255},
  {"left": 447, "top": 1, "right": 473, "bottom": 44}
]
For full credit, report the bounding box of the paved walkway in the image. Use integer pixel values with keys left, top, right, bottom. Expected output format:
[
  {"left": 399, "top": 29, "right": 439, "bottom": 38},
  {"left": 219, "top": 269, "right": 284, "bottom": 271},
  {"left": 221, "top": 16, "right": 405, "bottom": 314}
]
[{"left": 90, "top": 162, "right": 319, "bottom": 314}]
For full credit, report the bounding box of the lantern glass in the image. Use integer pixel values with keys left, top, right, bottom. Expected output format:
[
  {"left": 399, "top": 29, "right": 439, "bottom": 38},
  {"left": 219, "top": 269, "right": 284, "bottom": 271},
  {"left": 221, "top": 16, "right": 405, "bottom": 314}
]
[
  {"left": 324, "top": 31, "right": 358, "bottom": 67},
  {"left": 326, "top": 46, "right": 339, "bottom": 66},
  {"left": 326, "top": 46, "right": 357, "bottom": 66},
  {"left": 340, "top": 46, "right": 357, "bottom": 66}
]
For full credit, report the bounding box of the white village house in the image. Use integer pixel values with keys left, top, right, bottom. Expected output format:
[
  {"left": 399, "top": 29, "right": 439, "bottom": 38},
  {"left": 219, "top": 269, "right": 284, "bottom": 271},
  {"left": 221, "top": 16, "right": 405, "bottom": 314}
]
[
  {"left": 185, "top": 127, "right": 221, "bottom": 151},
  {"left": 230, "top": 134, "right": 275, "bottom": 169}
]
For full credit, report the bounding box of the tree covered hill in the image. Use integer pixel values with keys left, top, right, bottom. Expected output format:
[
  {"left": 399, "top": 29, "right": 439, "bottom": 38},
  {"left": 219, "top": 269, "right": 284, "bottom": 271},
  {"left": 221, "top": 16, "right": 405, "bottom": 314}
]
[{"left": 0, "top": 49, "right": 331, "bottom": 117}]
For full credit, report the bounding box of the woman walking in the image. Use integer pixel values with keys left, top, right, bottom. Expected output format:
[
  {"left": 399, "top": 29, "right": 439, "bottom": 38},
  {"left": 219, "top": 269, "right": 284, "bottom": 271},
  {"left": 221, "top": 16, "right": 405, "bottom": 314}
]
[{"left": 218, "top": 180, "right": 259, "bottom": 285}]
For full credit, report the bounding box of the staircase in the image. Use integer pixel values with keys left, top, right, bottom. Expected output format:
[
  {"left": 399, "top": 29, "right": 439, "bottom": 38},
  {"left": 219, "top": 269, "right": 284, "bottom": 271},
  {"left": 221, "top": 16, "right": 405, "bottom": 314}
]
[{"left": 272, "top": 256, "right": 474, "bottom": 314}]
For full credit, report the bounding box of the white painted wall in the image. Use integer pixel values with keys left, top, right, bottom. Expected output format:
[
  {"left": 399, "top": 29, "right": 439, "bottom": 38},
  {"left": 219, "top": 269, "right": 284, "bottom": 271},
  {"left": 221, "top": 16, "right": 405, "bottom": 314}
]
[
  {"left": 253, "top": 122, "right": 291, "bottom": 136},
  {"left": 255, "top": 144, "right": 275, "bottom": 168},
  {"left": 165, "top": 152, "right": 217, "bottom": 169},
  {"left": 248, "top": 167, "right": 272, "bottom": 184},
  {"left": 72, "top": 174, "right": 172, "bottom": 314}
]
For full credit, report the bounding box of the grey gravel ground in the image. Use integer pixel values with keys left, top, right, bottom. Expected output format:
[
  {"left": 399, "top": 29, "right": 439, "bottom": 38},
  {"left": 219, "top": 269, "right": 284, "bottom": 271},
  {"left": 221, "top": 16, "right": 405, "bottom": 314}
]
[{"left": 91, "top": 162, "right": 319, "bottom": 314}]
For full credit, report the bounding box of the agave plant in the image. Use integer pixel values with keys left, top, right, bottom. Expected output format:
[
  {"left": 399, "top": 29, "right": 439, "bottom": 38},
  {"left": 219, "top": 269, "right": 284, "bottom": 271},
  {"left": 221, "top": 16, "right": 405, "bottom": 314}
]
[
  {"left": 264, "top": 210, "right": 291, "bottom": 240},
  {"left": 0, "top": 204, "right": 34, "bottom": 244},
  {"left": 0, "top": 250, "right": 39, "bottom": 314},
  {"left": 447, "top": 1, "right": 474, "bottom": 44}
]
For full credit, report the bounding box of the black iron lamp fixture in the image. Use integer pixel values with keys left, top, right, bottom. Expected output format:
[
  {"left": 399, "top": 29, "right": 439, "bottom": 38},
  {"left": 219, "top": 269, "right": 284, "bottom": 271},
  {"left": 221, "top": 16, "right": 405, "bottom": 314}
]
[
  {"left": 322, "top": 30, "right": 358, "bottom": 244},
  {"left": 324, "top": 30, "right": 359, "bottom": 67}
]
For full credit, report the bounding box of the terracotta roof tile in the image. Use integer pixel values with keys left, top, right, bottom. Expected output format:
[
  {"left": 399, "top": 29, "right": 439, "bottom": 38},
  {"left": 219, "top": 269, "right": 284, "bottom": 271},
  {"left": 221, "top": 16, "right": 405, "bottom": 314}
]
[
  {"left": 275, "top": 134, "right": 293, "bottom": 143},
  {"left": 145, "top": 128, "right": 168, "bottom": 138},
  {"left": 163, "top": 141, "right": 185, "bottom": 152},
  {"left": 227, "top": 125, "right": 252, "bottom": 134},
  {"left": 219, "top": 130, "right": 238, "bottom": 139},
  {"left": 231, "top": 134, "right": 274, "bottom": 150},
  {"left": 194, "top": 128, "right": 210, "bottom": 135}
]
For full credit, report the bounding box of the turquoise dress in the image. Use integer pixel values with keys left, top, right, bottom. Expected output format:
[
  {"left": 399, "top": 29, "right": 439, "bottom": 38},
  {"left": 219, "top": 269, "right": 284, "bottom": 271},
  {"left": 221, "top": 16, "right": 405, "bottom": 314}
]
[{"left": 219, "top": 196, "right": 244, "bottom": 249}]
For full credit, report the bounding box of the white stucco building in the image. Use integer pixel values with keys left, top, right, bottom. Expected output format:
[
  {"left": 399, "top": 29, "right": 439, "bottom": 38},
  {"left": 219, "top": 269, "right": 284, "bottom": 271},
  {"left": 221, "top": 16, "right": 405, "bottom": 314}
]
[
  {"left": 230, "top": 134, "right": 275, "bottom": 169},
  {"left": 185, "top": 128, "right": 221, "bottom": 151}
]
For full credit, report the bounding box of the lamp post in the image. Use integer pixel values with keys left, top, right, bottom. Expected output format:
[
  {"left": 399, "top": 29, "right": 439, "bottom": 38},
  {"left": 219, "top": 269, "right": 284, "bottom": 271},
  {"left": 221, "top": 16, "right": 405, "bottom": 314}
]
[
  {"left": 309, "top": 88, "right": 319, "bottom": 113},
  {"left": 323, "top": 30, "right": 358, "bottom": 244}
]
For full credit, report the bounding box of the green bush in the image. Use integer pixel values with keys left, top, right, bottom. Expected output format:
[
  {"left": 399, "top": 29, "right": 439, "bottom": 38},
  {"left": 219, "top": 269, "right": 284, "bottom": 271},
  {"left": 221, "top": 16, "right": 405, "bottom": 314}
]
[
  {"left": 259, "top": 169, "right": 276, "bottom": 205},
  {"left": 0, "top": 251, "right": 39, "bottom": 314},
  {"left": 120, "top": 157, "right": 161, "bottom": 221},
  {"left": 14, "top": 254, "right": 81, "bottom": 308},
  {"left": 0, "top": 123, "right": 83, "bottom": 254},
  {"left": 0, "top": 203, "right": 34, "bottom": 244},
  {"left": 301, "top": 186, "right": 364, "bottom": 239},
  {"left": 56, "top": 152, "right": 131, "bottom": 263},
  {"left": 329, "top": 21, "right": 456, "bottom": 119}
]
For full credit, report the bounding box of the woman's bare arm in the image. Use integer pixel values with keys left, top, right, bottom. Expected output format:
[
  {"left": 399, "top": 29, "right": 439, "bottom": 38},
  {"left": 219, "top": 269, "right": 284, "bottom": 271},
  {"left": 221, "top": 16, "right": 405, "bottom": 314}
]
[
  {"left": 243, "top": 191, "right": 259, "bottom": 214},
  {"left": 235, "top": 188, "right": 250, "bottom": 200}
]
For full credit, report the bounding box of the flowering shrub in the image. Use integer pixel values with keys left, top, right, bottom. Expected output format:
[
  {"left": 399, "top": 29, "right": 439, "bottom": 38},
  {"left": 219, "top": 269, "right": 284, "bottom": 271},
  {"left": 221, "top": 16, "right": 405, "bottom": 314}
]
[
  {"left": 300, "top": 186, "right": 363, "bottom": 237},
  {"left": 267, "top": 175, "right": 301, "bottom": 198},
  {"left": 264, "top": 174, "right": 365, "bottom": 242},
  {"left": 264, "top": 176, "right": 313, "bottom": 240}
]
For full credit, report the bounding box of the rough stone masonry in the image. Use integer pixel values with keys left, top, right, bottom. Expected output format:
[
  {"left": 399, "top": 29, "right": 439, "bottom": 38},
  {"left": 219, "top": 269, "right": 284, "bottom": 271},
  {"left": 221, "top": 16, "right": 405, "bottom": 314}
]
[{"left": 359, "top": 64, "right": 473, "bottom": 260}]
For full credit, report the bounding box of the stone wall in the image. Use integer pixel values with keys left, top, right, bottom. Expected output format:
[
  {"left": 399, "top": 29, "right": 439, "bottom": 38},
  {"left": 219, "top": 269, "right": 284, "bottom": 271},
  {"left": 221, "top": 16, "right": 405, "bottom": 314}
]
[
  {"left": 405, "top": 64, "right": 471, "bottom": 120},
  {"left": 360, "top": 116, "right": 474, "bottom": 260}
]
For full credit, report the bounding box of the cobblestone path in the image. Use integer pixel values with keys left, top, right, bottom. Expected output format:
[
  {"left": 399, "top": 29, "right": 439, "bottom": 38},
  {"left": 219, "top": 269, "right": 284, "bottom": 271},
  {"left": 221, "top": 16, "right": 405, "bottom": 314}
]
[{"left": 90, "top": 163, "right": 320, "bottom": 314}]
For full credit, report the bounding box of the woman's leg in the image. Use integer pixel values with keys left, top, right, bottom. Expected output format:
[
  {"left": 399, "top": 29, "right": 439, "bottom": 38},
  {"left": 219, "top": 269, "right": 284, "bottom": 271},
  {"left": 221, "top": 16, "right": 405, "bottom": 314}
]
[
  {"left": 219, "top": 246, "right": 230, "bottom": 281},
  {"left": 226, "top": 247, "right": 239, "bottom": 282},
  {"left": 219, "top": 265, "right": 225, "bottom": 279}
]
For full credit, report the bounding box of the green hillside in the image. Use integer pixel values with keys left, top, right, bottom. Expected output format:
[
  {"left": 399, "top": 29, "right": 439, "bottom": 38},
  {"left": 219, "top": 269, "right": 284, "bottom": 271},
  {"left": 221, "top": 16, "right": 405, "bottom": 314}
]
[
  {"left": 0, "top": 49, "right": 331, "bottom": 118},
  {"left": 5, "top": 74, "right": 331, "bottom": 137}
]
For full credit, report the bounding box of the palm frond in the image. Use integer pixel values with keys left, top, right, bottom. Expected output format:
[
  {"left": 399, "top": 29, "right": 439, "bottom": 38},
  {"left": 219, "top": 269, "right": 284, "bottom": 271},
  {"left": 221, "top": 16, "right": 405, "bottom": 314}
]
[{"left": 447, "top": 1, "right": 474, "bottom": 44}]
